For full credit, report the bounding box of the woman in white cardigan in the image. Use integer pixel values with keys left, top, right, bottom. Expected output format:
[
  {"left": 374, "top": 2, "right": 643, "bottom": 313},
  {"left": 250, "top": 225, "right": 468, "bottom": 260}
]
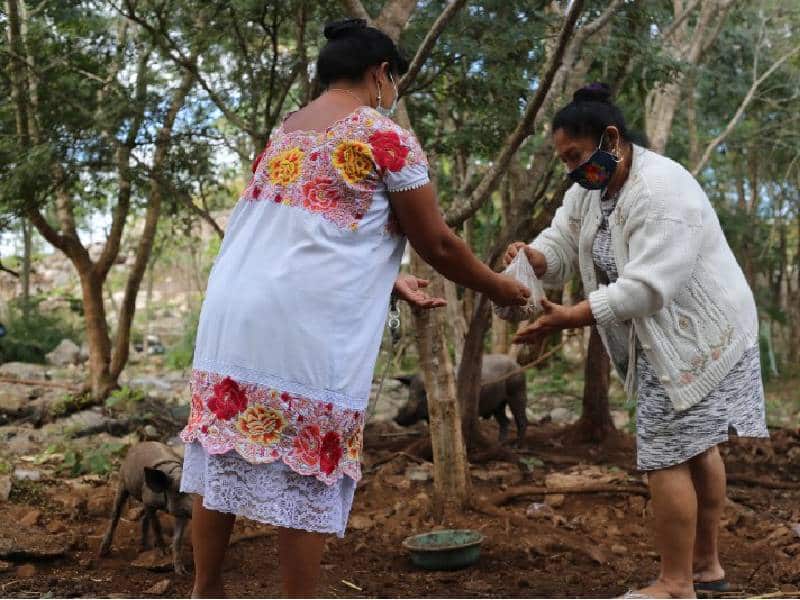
[{"left": 506, "top": 83, "right": 768, "bottom": 599}]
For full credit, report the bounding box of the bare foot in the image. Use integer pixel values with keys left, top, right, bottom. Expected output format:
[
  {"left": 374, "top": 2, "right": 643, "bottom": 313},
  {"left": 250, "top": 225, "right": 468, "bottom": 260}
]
[
  {"left": 624, "top": 579, "right": 696, "bottom": 599},
  {"left": 191, "top": 583, "right": 226, "bottom": 598}
]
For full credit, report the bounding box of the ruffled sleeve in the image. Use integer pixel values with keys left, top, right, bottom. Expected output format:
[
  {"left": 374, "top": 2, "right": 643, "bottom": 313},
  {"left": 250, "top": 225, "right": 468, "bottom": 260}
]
[{"left": 366, "top": 115, "right": 430, "bottom": 193}]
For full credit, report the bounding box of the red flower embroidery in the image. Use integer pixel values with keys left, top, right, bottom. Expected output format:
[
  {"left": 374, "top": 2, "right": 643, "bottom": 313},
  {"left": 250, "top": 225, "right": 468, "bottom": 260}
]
[
  {"left": 320, "top": 431, "right": 343, "bottom": 475},
  {"left": 251, "top": 185, "right": 262, "bottom": 199},
  {"left": 369, "top": 130, "right": 409, "bottom": 172},
  {"left": 281, "top": 391, "right": 291, "bottom": 403},
  {"left": 251, "top": 148, "right": 267, "bottom": 173},
  {"left": 302, "top": 176, "right": 341, "bottom": 213},
  {"left": 207, "top": 377, "right": 248, "bottom": 420},
  {"left": 293, "top": 425, "right": 321, "bottom": 467},
  {"left": 584, "top": 163, "right": 607, "bottom": 185},
  {"left": 274, "top": 193, "right": 282, "bottom": 203}
]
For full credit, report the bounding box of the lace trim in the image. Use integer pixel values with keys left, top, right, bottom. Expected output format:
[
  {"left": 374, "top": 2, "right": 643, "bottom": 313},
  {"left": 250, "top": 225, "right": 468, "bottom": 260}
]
[
  {"left": 180, "top": 369, "right": 364, "bottom": 485},
  {"left": 387, "top": 176, "right": 430, "bottom": 193},
  {"left": 180, "top": 442, "right": 356, "bottom": 538},
  {"left": 192, "top": 357, "right": 369, "bottom": 410}
]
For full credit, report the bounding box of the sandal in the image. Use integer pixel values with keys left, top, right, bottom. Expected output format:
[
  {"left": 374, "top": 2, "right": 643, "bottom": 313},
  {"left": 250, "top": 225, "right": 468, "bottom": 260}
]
[{"left": 694, "top": 579, "right": 732, "bottom": 597}]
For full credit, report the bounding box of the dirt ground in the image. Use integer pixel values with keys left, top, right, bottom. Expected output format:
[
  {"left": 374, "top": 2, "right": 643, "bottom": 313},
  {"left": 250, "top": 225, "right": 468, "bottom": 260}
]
[{"left": 1, "top": 420, "right": 799, "bottom": 599}]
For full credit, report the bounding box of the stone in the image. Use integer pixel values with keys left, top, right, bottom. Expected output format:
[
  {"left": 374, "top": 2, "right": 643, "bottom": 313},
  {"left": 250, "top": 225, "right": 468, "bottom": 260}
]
[
  {"left": 549, "top": 407, "right": 575, "bottom": 423},
  {"left": 20, "top": 509, "right": 41, "bottom": 527},
  {"left": 349, "top": 515, "right": 374, "bottom": 530},
  {"left": 0, "top": 389, "right": 27, "bottom": 418},
  {"left": 145, "top": 579, "right": 172, "bottom": 595},
  {"left": 14, "top": 468, "right": 41, "bottom": 481},
  {"left": 143, "top": 424, "right": 158, "bottom": 439},
  {"left": 131, "top": 549, "right": 173, "bottom": 572},
  {"left": 611, "top": 410, "right": 630, "bottom": 429},
  {"left": 0, "top": 560, "right": 12, "bottom": 572},
  {"left": 611, "top": 544, "right": 628, "bottom": 555},
  {"left": 16, "top": 563, "right": 36, "bottom": 578},
  {"left": 0, "top": 475, "right": 11, "bottom": 501},
  {"left": 544, "top": 494, "right": 565, "bottom": 508},
  {"left": 405, "top": 464, "right": 432, "bottom": 482},
  {"left": 0, "top": 362, "right": 49, "bottom": 381},
  {"left": 45, "top": 339, "right": 81, "bottom": 366},
  {"left": 46, "top": 520, "right": 67, "bottom": 534}
]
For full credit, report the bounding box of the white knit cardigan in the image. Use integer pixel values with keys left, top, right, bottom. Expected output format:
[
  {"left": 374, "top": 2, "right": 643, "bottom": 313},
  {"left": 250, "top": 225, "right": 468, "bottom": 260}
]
[{"left": 531, "top": 146, "right": 758, "bottom": 411}]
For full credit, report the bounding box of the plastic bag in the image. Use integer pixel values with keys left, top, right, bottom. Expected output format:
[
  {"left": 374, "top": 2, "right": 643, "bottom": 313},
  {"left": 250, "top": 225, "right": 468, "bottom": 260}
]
[{"left": 493, "top": 250, "right": 546, "bottom": 322}]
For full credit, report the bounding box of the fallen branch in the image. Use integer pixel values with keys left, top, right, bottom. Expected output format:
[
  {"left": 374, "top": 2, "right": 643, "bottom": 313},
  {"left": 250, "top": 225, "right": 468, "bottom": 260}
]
[
  {"left": 0, "top": 376, "right": 82, "bottom": 391},
  {"left": 491, "top": 483, "right": 649, "bottom": 506},
  {"left": 365, "top": 451, "right": 428, "bottom": 473},
  {"left": 727, "top": 475, "right": 800, "bottom": 490}
]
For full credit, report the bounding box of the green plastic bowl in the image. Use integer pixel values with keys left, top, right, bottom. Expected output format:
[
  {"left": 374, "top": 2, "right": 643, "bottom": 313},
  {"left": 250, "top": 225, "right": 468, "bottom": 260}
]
[{"left": 402, "top": 529, "right": 485, "bottom": 570}]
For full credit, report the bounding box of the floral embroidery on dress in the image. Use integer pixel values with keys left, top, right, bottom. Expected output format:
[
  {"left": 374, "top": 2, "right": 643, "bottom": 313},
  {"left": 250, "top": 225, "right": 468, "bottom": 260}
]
[
  {"left": 677, "top": 326, "right": 734, "bottom": 385},
  {"left": 269, "top": 147, "right": 305, "bottom": 185},
  {"left": 245, "top": 106, "right": 427, "bottom": 232},
  {"left": 332, "top": 140, "right": 373, "bottom": 184},
  {"left": 180, "top": 370, "right": 365, "bottom": 484}
]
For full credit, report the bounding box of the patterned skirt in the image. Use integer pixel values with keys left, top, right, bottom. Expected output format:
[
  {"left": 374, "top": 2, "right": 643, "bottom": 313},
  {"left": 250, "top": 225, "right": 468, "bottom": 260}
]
[
  {"left": 592, "top": 195, "right": 769, "bottom": 471},
  {"left": 180, "top": 441, "right": 356, "bottom": 537}
]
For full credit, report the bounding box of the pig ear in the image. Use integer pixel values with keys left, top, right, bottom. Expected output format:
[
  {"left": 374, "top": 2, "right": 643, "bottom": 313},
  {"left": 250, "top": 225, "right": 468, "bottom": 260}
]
[{"left": 144, "top": 467, "right": 171, "bottom": 493}]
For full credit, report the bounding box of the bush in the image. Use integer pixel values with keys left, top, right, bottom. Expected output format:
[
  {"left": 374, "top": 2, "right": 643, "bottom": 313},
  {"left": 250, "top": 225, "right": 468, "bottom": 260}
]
[
  {"left": 165, "top": 308, "right": 200, "bottom": 370},
  {"left": 0, "top": 297, "right": 80, "bottom": 363}
]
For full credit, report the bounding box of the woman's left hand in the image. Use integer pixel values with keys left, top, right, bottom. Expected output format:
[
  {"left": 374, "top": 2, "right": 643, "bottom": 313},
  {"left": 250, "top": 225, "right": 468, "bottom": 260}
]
[
  {"left": 513, "top": 299, "right": 594, "bottom": 344},
  {"left": 393, "top": 274, "right": 447, "bottom": 309}
]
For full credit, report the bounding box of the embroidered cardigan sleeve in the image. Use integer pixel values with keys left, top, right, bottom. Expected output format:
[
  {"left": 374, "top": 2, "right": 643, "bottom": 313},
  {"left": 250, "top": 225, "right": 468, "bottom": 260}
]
[
  {"left": 529, "top": 186, "right": 581, "bottom": 288},
  {"left": 589, "top": 170, "right": 705, "bottom": 328},
  {"left": 366, "top": 115, "right": 430, "bottom": 193}
]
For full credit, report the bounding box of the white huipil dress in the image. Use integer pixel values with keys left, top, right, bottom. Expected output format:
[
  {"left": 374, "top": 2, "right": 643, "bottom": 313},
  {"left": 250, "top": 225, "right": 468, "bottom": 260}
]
[{"left": 179, "top": 106, "right": 429, "bottom": 536}]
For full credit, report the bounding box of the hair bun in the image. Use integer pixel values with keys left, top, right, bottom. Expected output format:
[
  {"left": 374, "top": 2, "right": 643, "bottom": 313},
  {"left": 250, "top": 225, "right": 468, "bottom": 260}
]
[
  {"left": 324, "top": 18, "right": 368, "bottom": 40},
  {"left": 573, "top": 83, "right": 612, "bottom": 104}
]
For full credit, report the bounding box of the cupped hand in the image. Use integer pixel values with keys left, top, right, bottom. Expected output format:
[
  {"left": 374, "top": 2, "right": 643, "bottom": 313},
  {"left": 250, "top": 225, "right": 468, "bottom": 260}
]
[
  {"left": 393, "top": 274, "right": 447, "bottom": 309},
  {"left": 512, "top": 298, "right": 579, "bottom": 344}
]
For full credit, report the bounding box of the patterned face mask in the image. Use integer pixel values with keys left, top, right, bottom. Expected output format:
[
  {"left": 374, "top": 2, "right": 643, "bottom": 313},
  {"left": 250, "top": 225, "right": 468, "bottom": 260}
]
[{"left": 568, "top": 132, "right": 620, "bottom": 190}]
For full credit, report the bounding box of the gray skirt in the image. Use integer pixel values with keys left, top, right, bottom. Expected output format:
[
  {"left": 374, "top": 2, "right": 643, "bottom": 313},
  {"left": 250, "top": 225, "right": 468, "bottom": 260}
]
[{"left": 634, "top": 345, "right": 769, "bottom": 471}]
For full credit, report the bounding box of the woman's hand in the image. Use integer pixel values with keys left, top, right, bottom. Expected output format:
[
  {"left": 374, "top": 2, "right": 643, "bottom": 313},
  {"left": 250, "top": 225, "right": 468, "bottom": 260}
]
[
  {"left": 512, "top": 299, "right": 594, "bottom": 344},
  {"left": 393, "top": 274, "right": 447, "bottom": 309},
  {"left": 488, "top": 274, "right": 531, "bottom": 307},
  {"left": 503, "top": 242, "right": 547, "bottom": 277}
]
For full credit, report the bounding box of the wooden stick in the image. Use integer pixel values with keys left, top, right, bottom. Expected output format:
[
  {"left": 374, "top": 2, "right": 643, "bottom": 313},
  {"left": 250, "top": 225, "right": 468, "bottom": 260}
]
[{"left": 491, "top": 483, "right": 649, "bottom": 506}]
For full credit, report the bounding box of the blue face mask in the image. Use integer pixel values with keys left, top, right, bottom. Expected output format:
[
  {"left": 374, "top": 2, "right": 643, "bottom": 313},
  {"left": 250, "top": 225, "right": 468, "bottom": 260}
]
[
  {"left": 568, "top": 132, "right": 620, "bottom": 190},
  {"left": 376, "top": 73, "right": 398, "bottom": 118}
]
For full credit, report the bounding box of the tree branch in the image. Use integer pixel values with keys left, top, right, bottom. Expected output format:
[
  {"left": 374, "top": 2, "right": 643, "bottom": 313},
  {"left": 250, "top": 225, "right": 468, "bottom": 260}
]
[
  {"left": 376, "top": 0, "right": 418, "bottom": 41},
  {"left": 692, "top": 44, "right": 800, "bottom": 176},
  {"left": 339, "top": 0, "right": 372, "bottom": 22},
  {"left": 661, "top": 0, "right": 702, "bottom": 42},
  {"left": 445, "top": 0, "right": 586, "bottom": 228},
  {"left": 398, "top": 0, "right": 466, "bottom": 96}
]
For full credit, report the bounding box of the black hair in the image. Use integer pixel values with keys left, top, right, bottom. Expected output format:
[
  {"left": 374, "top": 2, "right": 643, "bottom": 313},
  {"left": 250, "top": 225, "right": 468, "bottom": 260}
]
[
  {"left": 552, "top": 83, "right": 634, "bottom": 145},
  {"left": 317, "top": 18, "right": 409, "bottom": 87}
]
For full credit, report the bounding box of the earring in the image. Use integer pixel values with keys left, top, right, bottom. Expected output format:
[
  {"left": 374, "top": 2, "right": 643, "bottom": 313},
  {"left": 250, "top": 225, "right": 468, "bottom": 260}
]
[{"left": 376, "top": 81, "right": 382, "bottom": 109}]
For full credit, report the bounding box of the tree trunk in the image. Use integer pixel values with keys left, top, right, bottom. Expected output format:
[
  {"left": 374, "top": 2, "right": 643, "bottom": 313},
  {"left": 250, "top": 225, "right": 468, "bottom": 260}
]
[
  {"left": 78, "top": 266, "right": 116, "bottom": 399},
  {"left": 572, "top": 325, "right": 615, "bottom": 442},
  {"left": 410, "top": 251, "right": 471, "bottom": 518},
  {"left": 21, "top": 218, "right": 31, "bottom": 319},
  {"left": 458, "top": 296, "right": 493, "bottom": 449}
]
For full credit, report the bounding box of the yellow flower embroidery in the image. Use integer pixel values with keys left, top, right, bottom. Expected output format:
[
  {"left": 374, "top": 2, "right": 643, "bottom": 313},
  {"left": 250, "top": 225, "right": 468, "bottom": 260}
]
[
  {"left": 269, "top": 147, "right": 305, "bottom": 185},
  {"left": 332, "top": 140, "right": 374, "bottom": 184},
  {"left": 236, "top": 405, "right": 286, "bottom": 446}
]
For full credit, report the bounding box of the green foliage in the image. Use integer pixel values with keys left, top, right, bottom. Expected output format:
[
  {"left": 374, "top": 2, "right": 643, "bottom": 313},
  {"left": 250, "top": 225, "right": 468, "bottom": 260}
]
[
  {"left": 104, "top": 386, "right": 145, "bottom": 415},
  {"left": 165, "top": 309, "right": 200, "bottom": 370},
  {"left": 59, "top": 441, "right": 127, "bottom": 476},
  {"left": 50, "top": 392, "right": 95, "bottom": 419},
  {"left": 0, "top": 298, "right": 80, "bottom": 364}
]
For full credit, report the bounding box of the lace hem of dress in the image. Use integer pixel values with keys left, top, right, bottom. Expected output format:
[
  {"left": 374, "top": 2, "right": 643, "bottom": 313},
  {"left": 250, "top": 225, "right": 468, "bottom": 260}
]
[
  {"left": 180, "top": 442, "right": 356, "bottom": 537},
  {"left": 180, "top": 369, "right": 364, "bottom": 485}
]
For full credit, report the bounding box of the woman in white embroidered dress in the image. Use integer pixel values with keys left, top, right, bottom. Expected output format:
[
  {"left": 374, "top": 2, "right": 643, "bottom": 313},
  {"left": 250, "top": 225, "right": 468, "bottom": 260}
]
[
  {"left": 179, "top": 19, "right": 530, "bottom": 598},
  {"left": 505, "top": 84, "right": 768, "bottom": 599}
]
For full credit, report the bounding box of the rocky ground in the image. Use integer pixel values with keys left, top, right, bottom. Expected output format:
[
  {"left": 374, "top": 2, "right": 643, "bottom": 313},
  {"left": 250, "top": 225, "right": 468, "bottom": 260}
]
[{"left": 0, "top": 360, "right": 798, "bottom": 598}]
